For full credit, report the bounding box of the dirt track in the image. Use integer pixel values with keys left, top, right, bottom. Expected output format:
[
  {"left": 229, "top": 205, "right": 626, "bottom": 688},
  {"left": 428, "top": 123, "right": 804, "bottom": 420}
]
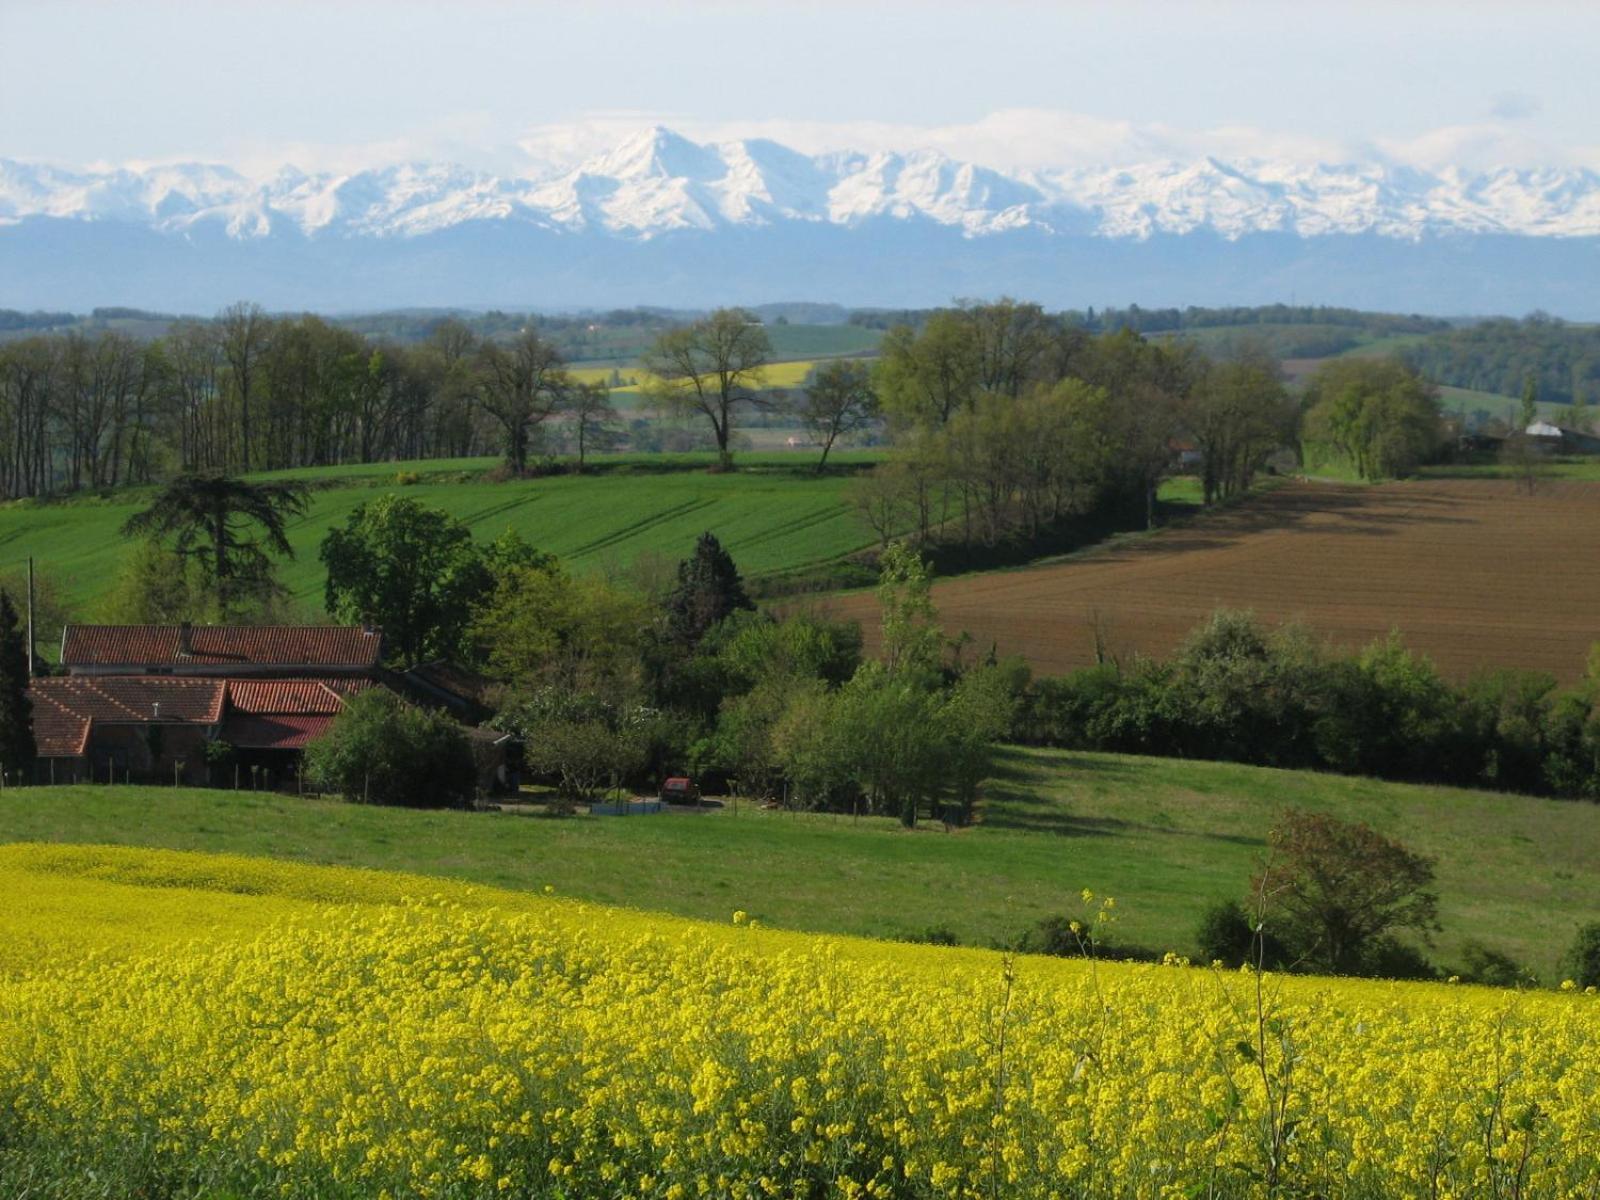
[{"left": 827, "top": 479, "right": 1600, "bottom": 684}]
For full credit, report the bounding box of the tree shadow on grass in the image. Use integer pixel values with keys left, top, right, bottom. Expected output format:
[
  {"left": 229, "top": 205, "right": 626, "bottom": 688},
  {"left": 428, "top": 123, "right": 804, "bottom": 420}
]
[
  {"left": 979, "top": 751, "right": 1139, "bottom": 838},
  {"left": 981, "top": 748, "right": 1268, "bottom": 847}
]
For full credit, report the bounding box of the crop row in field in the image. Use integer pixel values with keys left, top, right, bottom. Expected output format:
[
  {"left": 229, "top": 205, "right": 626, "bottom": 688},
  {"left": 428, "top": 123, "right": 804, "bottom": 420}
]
[
  {"left": 0, "top": 843, "right": 1596, "bottom": 1199},
  {"left": 829, "top": 477, "right": 1600, "bottom": 685}
]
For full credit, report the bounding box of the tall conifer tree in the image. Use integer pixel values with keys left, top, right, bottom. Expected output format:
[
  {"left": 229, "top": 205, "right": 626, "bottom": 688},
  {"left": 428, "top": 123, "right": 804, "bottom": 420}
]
[
  {"left": 0, "top": 590, "right": 35, "bottom": 783},
  {"left": 665, "top": 532, "right": 753, "bottom": 650}
]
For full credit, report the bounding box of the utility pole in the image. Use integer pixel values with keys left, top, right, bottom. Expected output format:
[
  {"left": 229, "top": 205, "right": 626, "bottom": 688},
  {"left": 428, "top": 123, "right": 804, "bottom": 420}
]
[{"left": 25, "top": 556, "right": 35, "bottom": 678}]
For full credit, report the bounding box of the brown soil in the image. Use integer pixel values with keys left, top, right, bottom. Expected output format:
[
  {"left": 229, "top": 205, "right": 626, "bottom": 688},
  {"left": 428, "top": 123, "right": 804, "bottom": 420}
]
[{"left": 827, "top": 479, "right": 1600, "bottom": 684}]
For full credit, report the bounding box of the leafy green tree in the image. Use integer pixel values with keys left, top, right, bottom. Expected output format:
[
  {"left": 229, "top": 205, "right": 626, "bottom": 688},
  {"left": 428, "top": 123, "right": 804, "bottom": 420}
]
[
  {"left": 495, "top": 689, "right": 648, "bottom": 812},
  {"left": 709, "top": 679, "right": 793, "bottom": 802},
  {"left": 875, "top": 542, "right": 944, "bottom": 678},
  {"left": 1520, "top": 375, "right": 1539, "bottom": 431},
  {"left": 703, "top": 609, "right": 862, "bottom": 696},
  {"left": 1252, "top": 809, "right": 1440, "bottom": 975},
  {"left": 471, "top": 563, "right": 650, "bottom": 699},
  {"left": 770, "top": 680, "right": 851, "bottom": 809},
  {"left": 0, "top": 590, "right": 34, "bottom": 783},
  {"left": 1185, "top": 349, "right": 1295, "bottom": 503},
  {"left": 98, "top": 541, "right": 208, "bottom": 624},
  {"left": 939, "top": 660, "right": 1024, "bottom": 823},
  {"left": 796, "top": 359, "right": 878, "bottom": 473},
  {"left": 304, "top": 689, "right": 474, "bottom": 808},
  {"left": 121, "top": 473, "right": 308, "bottom": 616},
  {"left": 1302, "top": 358, "right": 1442, "bottom": 480},
  {"left": 834, "top": 663, "right": 949, "bottom": 827},
  {"left": 664, "top": 532, "right": 753, "bottom": 651},
  {"left": 873, "top": 312, "right": 980, "bottom": 428},
  {"left": 320, "top": 495, "right": 492, "bottom": 666},
  {"left": 643, "top": 309, "right": 772, "bottom": 468}
]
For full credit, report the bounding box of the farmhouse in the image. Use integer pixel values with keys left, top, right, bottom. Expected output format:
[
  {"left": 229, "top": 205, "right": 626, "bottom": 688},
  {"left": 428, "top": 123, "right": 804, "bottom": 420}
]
[
  {"left": 59, "top": 622, "right": 381, "bottom": 677},
  {"left": 30, "top": 624, "right": 512, "bottom": 790},
  {"left": 1524, "top": 421, "right": 1600, "bottom": 455}
]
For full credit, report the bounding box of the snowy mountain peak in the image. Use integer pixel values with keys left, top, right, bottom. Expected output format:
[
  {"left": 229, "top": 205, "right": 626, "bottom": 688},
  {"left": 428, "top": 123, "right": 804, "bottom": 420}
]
[{"left": 6, "top": 126, "right": 1600, "bottom": 242}]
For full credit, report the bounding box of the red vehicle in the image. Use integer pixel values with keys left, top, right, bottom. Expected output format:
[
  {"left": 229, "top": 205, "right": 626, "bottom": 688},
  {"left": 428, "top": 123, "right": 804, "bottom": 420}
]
[{"left": 658, "top": 776, "right": 701, "bottom": 804}]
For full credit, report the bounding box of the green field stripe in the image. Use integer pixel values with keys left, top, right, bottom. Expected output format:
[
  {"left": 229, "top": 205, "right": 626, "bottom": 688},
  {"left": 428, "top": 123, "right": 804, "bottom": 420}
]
[
  {"left": 454, "top": 492, "right": 546, "bottom": 526},
  {"left": 732, "top": 504, "right": 851, "bottom": 551},
  {"left": 565, "top": 497, "right": 720, "bottom": 558}
]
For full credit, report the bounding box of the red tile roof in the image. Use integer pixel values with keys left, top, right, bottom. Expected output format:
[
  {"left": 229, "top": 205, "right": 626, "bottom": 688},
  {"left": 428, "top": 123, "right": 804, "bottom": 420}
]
[
  {"left": 29, "top": 677, "right": 227, "bottom": 725},
  {"left": 27, "top": 673, "right": 380, "bottom": 757},
  {"left": 220, "top": 714, "right": 336, "bottom": 751},
  {"left": 29, "top": 691, "right": 90, "bottom": 758},
  {"left": 226, "top": 679, "right": 353, "bottom": 716},
  {"left": 61, "top": 625, "right": 382, "bottom": 670}
]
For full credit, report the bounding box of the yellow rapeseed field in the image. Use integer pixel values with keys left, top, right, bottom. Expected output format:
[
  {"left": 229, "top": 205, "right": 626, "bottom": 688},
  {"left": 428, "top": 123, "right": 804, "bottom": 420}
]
[
  {"left": 0, "top": 842, "right": 1596, "bottom": 1198},
  {"left": 569, "top": 360, "right": 830, "bottom": 390}
]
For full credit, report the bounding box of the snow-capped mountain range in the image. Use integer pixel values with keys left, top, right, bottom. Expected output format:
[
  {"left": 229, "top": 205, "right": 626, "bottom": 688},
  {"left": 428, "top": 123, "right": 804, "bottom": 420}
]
[
  {"left": 6, "top": 125, "right": 1600, "bottom": 243},
  {"left": 5, "top": 125, "right": 1600, "bottom": 314}
]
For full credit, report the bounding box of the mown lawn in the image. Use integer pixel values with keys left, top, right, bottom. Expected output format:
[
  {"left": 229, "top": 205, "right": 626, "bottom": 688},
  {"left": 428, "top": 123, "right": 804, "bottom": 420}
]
[{"left": 6, "top": 746, "right": 1597, "bottom": 977}]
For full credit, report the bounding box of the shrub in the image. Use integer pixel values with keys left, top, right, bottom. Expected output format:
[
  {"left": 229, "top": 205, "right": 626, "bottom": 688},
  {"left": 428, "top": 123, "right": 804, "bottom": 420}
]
[
  {"left": 1253, "top": 809, "right": 1439, "bottom": 975},
  {"left": 1195, "top": 898, "right": 1292, "bottom": 969},
  {"left": 1195, "top": 899, "right": 1254, "bottom": 967},
  {"left": 1358, "top": 936, "right": 1439, "bottom": 982},
  {"left": 1559, "top": 922, "right": 1600, "bottom": 989},
  {"left": 1457, "top": 939, "right": 1539, "bottom": 989},
  {"left": 903, "top": 926, "right": 960, "bottom": 946},
  {"left": 304, "top": 690, "right": 474, "bottom": 808}
]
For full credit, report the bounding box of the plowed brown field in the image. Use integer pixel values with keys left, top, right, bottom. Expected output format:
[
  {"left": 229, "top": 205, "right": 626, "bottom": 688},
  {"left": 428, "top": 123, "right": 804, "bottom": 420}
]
[{"left": 828, "top": 479, "right": 1600, "bottom": 684}]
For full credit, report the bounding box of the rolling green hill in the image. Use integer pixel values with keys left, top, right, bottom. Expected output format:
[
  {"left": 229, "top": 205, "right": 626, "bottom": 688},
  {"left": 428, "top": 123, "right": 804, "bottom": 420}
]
[
  {"left": 0, "top": 455, "right": 889, "bottom": 619},
  {"left": 7, "top": 747, "right": 1596, "bottom": 979}
]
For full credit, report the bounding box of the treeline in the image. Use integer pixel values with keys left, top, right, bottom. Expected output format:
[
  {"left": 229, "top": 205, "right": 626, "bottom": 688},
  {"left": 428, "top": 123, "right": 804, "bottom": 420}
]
[
  {"left": 1405, "top": 314, "right": 1600, "bottom": 409},
  {"left": 1014, "top": 609, "right": 1600, "bottom": 801},
  {"left": 851, "top": 301, "right": 1442, "bottom": 558},
  {"left": 847, "top": 302, "right": 1450, "bottom": 337},
  {"left": 0, "top": 307, "right": 505, "bottom": 494},
  {"left": 333, "top": 306, "right": 682, "bottom": 351},
  {"left": 1083, "top": 303, "right": 1451, "bottom": 336},
  {"left": 0, "top": 304, "right": 688, "bottom": 495},
  {"left": 0, "top": 309, "right": 79, "bottom": 333}
]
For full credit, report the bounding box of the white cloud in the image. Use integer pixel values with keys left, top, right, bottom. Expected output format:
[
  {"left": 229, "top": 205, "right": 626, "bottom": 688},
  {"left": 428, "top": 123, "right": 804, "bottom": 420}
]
[
  {"left": 81, "top": 108, "right": 1600, "bottom": 180},
  {"left": 515, "top": 109, "right": 1600, "bottom": 177},
  {"left": 1372, "top": 122, "right": 1598, "bottom": 174},
  {"left": 511, "top": 109, "right": 1348, "bottom": 174}
]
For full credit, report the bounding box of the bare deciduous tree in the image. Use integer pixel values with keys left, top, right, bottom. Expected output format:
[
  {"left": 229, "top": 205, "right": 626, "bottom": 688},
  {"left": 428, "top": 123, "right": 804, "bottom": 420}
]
[
  {"left": 643, "top": 308, "right": 771, "bottom": 468},
  {"left": 476, "top": 329, "right": 570, "bottom": 474}
]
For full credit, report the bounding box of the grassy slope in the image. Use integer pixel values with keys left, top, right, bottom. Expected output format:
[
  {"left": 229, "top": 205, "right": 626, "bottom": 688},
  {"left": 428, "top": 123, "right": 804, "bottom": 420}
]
[
  {"left": 4, "top": 453, "right": 1195, "bottom": 621},
  {"left": 7, "top": 746, "right": 1597, "bottom": 978},
  {"left": 0, "top": 458, "right": 885, "bottom": 615}
]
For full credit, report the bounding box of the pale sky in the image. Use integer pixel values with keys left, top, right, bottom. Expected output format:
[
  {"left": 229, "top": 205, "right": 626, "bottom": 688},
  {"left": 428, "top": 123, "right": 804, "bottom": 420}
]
[{"left": 4, "top": 0, "right": 1598, "bottom": 174}]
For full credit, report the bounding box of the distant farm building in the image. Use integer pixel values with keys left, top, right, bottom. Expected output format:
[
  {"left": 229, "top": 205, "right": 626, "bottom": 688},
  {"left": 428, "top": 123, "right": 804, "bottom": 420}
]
[
  {"left": 1524, "top": 422, "right": 1600, "bottom": 455},
  {"left": 30, "top": 624, "right": 511, "bottom": 791}
]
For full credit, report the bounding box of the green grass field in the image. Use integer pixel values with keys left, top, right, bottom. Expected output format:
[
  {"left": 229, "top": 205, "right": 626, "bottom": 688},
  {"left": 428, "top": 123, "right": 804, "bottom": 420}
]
[
  {"left": 1, "top": 457, "right": 888, "bottom": 617},
  {"left": 7, "top": 747, "right": 1596, "bottom": 978}
]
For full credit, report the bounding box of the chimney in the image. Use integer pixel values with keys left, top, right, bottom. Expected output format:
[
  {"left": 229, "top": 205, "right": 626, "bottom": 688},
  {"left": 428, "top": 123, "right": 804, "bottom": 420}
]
[{"left": 177, "top": 621, "right": 193, "bottom": 658}]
